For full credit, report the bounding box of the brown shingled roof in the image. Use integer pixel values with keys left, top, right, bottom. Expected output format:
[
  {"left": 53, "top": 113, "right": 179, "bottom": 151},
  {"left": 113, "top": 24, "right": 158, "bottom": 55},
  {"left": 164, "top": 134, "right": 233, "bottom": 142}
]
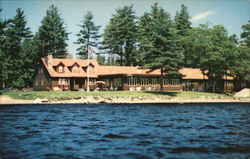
[
  {"left": 41, "top": 58, "right": 98, "bottom": 78},
  {"left": 97, "top": 66, "right": 161, "bottom": 76},
  {"left": 179, "top": 68, "right": 233, "bottom": 80},
  {"left": 41, "top": 58, "right": 233, "bottom": 80},
  {"left": 179, "top": 68, "right": 208, "bottom": 79}
]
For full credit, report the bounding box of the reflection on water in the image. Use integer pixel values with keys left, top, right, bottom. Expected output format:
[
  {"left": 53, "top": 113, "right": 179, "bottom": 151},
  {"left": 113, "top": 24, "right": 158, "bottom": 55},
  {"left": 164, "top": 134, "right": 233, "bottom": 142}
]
[{"left": 0, "top": 103, "right": 250, "bottom": 159}]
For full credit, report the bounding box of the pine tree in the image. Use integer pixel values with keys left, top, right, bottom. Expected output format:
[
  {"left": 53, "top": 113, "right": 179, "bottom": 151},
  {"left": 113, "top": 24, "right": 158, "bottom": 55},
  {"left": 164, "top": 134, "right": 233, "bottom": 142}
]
[
  {"left": 174, "top": 4, "right": 193, "bottom": 67},
  {"left": 20, "top": 38, "right": 40, "bottom": 87},
  {"left": 138, "top": 3, "right": 183, "bottom": 91},
  {"left": 174, "top": 4, "right": 191, "bottom": 36},
  {"left": 37, "top": 5, "right": 69, "bottom": 58},
  {"left": 4, "top": 8, "right": 32, "bottom": 88},
  {"left": 0, "top": 9, "right": 10, "bottom": 89},
  {"left": 75, "top": 11, "right": 101, "bottom": 59},
  {"left": 103, "top": 5, "right": 138, "bottom": 66}
]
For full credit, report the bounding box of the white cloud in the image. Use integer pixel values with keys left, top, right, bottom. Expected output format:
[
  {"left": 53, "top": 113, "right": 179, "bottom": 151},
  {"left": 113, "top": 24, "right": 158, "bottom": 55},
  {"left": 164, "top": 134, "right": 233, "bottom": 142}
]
[{"left": 191, "top": 11, "right": 216, "bottom": 21}]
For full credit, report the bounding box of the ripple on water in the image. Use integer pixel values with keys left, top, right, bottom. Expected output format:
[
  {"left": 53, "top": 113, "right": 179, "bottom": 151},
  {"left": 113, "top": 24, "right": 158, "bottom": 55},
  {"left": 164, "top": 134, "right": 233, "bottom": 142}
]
[
  {"left": 125, "top": 152, "right": 152, "bottom": 159},
  {"left": 171, "top": 147, "right": 209, "bottom": 153},
  {"left": 103, "top": 133, "right": 130, "bottom": 139},
  {"left": 202, "top": 125, "right": 220, "bottom": 129}
]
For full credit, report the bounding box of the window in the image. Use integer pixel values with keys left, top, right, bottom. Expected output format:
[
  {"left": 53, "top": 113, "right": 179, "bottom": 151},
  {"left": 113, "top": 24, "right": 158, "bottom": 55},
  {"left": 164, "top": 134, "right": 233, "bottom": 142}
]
[
  {"left": 163, "top": 78, "right": 169, "bottom": 86},
  {"left": 58, "top": 65, "right": 64, "bottom": 73},
  {"left": 169, "top": 78, "right": 180, "bottom": 86},
  {"left": 114, "top": 78, "right": 122, "bottom": 86},
  {"left": 89, "top": 79, "right": 96, "bottom": 85},
  {"left": 41, "top": 79, "right": 44, "bottom": 86},
  {"left": 72, "top": 64, "right": 79, "bottom": 73},
  {"left": 59, "top": 78, "right": 69, "bottom": 85},
  {"left": 35, "top": 81, "right": 38, "bottom": 86},
  {"left": 152, "top": 78, "right": 158, "bottom": 85},
  {"left": 39, "top": 68, "right": 43, "bottom": 73},
  {"left": 128, "top": 76, "right": 133, "bottom": 86}
]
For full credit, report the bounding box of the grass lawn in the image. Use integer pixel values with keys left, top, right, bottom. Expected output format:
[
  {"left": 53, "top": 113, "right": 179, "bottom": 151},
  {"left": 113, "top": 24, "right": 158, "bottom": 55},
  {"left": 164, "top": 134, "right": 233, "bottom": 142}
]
[{"left": 2, "top": 91, "right": 232, "bottom": 101}]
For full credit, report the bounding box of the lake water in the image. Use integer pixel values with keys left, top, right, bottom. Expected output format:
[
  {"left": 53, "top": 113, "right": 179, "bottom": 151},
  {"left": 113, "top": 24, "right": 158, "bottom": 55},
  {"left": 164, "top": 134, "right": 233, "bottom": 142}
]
[{"left": 0, "top": 103, "right": 250, "bottom": 159}]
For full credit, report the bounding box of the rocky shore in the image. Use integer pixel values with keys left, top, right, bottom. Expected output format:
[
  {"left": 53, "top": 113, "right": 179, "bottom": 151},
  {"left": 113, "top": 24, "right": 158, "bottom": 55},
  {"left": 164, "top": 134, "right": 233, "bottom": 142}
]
[{"left": 0, "top": 95, "right": 249, "bottom": 105}]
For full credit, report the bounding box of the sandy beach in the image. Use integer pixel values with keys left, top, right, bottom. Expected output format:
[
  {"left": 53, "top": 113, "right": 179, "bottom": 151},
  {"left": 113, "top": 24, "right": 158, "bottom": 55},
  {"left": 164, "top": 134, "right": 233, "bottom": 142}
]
[{"left": 0, "top": 95, "right": 249, "bottom": 105}]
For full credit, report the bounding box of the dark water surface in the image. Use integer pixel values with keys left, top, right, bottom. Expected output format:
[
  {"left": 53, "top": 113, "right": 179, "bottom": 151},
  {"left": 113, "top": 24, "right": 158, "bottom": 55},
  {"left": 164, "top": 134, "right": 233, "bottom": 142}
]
[{"left": 0, "top": 103, "right": 250, "bottom": 159}]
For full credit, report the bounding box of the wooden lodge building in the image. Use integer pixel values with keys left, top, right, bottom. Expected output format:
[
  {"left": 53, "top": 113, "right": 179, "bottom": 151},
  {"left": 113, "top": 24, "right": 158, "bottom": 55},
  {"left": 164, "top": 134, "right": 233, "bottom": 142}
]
[{"left": 33, "top": 55, "right": 235, "bottom": 92}]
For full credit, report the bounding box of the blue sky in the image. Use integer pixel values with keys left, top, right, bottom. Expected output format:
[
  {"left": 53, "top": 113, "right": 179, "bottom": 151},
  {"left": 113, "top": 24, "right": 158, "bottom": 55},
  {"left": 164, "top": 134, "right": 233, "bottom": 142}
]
[{"left": 1, "top": 0, "right": 249, "bottom": 57}]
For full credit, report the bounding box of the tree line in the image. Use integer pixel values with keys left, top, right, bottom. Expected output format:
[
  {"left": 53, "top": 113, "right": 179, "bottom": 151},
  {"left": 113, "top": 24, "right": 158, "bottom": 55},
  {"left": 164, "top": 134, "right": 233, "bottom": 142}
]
[{"left": 0, "top": 4, "right": 249, "bottom": 92}]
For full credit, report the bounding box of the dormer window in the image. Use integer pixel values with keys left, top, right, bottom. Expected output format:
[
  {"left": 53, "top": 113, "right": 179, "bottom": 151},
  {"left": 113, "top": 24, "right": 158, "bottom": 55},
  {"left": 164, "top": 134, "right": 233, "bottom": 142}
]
[
  {"left": 85, "top": 64, "right": 94, "bottom": 73},
  {"left": 58, "top": 65, "right": 64, "bottom": 73},
  {"left": 72, "top": 64, "right": 79, "bottom": 73}
]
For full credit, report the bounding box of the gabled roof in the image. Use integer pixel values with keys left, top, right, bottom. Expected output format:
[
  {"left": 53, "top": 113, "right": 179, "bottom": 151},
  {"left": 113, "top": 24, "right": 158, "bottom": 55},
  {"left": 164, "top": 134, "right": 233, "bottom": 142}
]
[{"left": 41, "top": 58, "right": 98, "bottom": 78}]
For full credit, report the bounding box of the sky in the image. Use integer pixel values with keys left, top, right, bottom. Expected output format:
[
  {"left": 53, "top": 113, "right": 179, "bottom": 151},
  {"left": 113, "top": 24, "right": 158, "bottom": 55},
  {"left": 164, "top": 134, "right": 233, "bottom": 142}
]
[{"left": 1, "top": 0, "right": 249, "bottom": 57}]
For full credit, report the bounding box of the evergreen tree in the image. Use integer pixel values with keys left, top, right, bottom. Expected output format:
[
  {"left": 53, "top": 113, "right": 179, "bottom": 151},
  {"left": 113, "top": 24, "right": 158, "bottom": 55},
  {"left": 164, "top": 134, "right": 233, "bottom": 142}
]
[
  {"left": 4, "top": 8, "right": 32, "bottom": 88},
  {"left": 174, "top": 4, "right": 193, "bottom": 67},
  {"left": 174, "top": 4, "right": 191, "bottom": 36},
  {"left": 138, "top": 3, "right": 183, "bottom": 91},
  {"left": 19, "top": 38, "right": 40, "bottom": 87},
  {"left": 37, "top": 5, "right": 69, "bottom": 58},
  {"left": 75, "top": 11, "right": 101, "bottom": 59},
  {"left": 103, "top": 5, "right": 138, "bottom": 66},
  {"left": 0, "top": 9, "right": 10, "bottom": 89}
]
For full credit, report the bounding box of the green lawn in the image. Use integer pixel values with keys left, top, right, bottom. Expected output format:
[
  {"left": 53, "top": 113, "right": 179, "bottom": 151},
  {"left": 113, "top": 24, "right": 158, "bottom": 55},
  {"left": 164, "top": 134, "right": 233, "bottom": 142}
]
[{"left": 2, "top": 91, "right": 232, "bottom": 101}]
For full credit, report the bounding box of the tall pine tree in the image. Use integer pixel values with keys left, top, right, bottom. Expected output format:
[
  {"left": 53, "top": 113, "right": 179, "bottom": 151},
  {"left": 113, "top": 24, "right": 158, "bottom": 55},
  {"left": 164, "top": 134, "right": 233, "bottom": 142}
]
[
  {"left": 138, "top": 3, "right": 183, "bottom": 91},
  {"left": 4, "top": 8, "right": 32, "bottom": 88},
  {"left": 37, "top": 5, "right": 69, "bottom": 58},
  {"left": 103, "top": 5, "right": 138, "bottom": 66},
  {"left": 174, "top": 4, "right": 193, "bottom": 67},
  {"left": 75, "top": 11, "right": 101, "bottom": 59},
  {"left": 0, "top": 9, "right": 10, "bottom": 89}
]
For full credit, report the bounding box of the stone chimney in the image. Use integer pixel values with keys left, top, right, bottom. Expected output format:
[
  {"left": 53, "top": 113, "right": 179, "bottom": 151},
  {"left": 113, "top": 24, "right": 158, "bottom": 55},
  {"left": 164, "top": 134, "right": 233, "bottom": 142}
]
[{"left": 45, "top": 53, "right": 53, "bottom": 67}]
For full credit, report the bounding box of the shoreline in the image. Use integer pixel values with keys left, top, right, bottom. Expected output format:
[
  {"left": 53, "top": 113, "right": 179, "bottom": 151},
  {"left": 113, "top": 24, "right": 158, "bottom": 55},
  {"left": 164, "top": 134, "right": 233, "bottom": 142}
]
[{"left": 0, "top": 95, "right": 249, "bottom": 105}]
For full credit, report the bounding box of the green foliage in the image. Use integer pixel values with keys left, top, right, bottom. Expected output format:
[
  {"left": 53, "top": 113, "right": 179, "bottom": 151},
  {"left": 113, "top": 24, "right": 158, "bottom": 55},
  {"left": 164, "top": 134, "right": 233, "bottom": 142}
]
[
  {"left": 75, "top": 11, "right": 101, "bottom": 59},
  {"left": 240, "top": 20, "right": 250, "bottom": 47},
  {"left": 4, "top": 8, "right": 32, "bottom": 88},
  {"left": 0, "top": 9, "right": 10, "bottom": 89},
  {"left": 96, "top": 55, "right": 106, "bottom": 65},
  {"left": 174, "top": 4, "right": 191, "bottom": 36},
  {"left": 138, "top": 3, "right": 183, "bottom": 82},
  {"left": 230, "top": 21, "right": 250, "bottom": 89},
  {"left": 103, "top": 5, "right": 138, "bottom": 66},
  {"left": 174, "top": 4, "right": 193, "bottom": 67},
  {"left": 36, "top": 5, "right": 69, "bottom": 58},
  {"left": 199, "top": 25, "right": 237, "bottom": 92}
]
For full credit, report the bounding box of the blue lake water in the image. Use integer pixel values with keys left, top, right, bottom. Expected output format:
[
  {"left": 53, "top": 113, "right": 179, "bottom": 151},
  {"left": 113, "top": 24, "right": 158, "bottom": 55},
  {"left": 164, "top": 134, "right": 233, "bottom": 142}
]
[{"left": 0, "top": 103, "right": 250, "bottom": 159}]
